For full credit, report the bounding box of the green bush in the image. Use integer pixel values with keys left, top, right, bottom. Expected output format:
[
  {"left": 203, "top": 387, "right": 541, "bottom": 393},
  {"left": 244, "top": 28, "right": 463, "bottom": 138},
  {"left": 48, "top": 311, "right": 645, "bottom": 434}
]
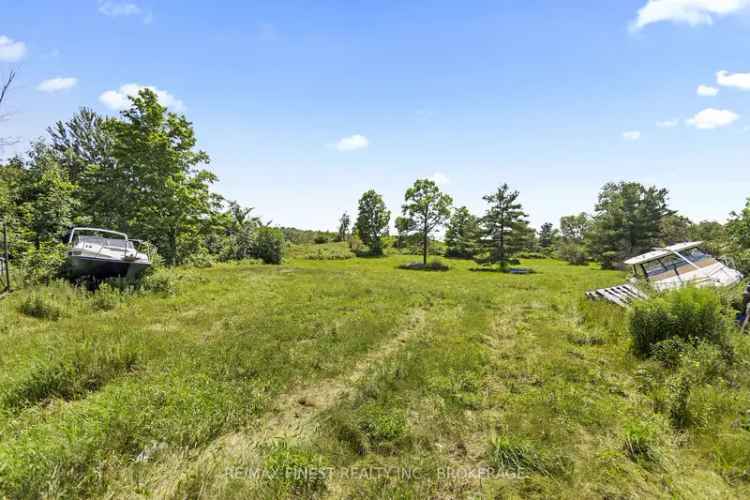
[
  {"left": 139, "top": 270, "right": 176, "bottom": 295},
  {"left": 19, "top": 293, "right": 66, "bottom": 320},
  {"left": 89, "top": 283, "right": 122, "bottom": 311},
  {"left": 622, "top": 419, "right": 663, "bottom": 465},
  {"left": 253, "top": 227, "right": 285, "bottom": 264},
  {"left": 629, "top": 287, "right": 731, "bottom": 357},
  {"left": 19, "top": 242, "right": 67, "bottom": 286},
  {"left": 184, "top": 251, "right": 214, "bottom": 269},
  {"left": 557, "top": 241, "right": 587, "bottom": 265},
  {"left": 398, "top": 259, "right": 449, "bottom": 271}
]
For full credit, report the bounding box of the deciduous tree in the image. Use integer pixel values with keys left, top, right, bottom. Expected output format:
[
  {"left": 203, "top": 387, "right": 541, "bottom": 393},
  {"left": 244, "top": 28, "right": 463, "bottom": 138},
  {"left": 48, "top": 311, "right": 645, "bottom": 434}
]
[
  {"left": 401, "top": 179, "right": 452, "bottom": 265},
  {"left": 356, "top": 190, "right": 390, "bottom": 255},
  {"left": 445, "top": 206, "right": 480, "bottom": 258}
]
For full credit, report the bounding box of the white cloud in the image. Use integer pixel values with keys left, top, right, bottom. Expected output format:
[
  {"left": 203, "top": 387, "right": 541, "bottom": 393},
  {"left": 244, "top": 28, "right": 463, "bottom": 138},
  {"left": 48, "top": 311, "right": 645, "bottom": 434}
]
[
  {"left": 335, "top": 134, "right": 368, "bottom": 152},
  {"left": 99, "top": 83, "right": 186, "bottom": 112},
  {"left": 623, "top": 130, "right": 641, "bottom": 141},
  {"left": 430, "top": 172, "right": 450, "bottom": 186},
  {"left": 697, "top": 84, "right": 719, "bottom": 96},
  {"left": 716, "top": 70, "right": 750, "bottom": 90},
  {"left": 0, "top": 35, "right": 27, "bottom": 62},
  {"left": 656, "top": 118, "right": 680, "bottom": 128},
  {"left": 98, "top": 1, "right": 141, "bottom": 16},
  {"left": 36, "top": 77, "right": 78, "bottom": 93},
  {"left": 631, "top": 0, "right": 750, "bottom": 30},
  {"left": 687, "top": 108, "right": 739, "bottom": 129}
]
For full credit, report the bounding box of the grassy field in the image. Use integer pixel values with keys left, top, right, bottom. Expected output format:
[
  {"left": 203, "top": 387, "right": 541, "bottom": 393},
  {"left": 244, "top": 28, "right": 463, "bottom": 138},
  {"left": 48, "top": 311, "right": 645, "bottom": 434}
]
[{"left": 1, "top": 251, "right": 750, "bottom": 498}]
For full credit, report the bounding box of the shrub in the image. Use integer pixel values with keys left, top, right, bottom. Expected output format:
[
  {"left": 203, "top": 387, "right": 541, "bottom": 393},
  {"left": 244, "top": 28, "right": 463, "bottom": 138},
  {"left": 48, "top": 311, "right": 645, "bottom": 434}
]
[
  {"left": 139, "top": 270, "right": 176, "bottom": 295},
  {"left": 557, "top": 241, "right": 587, "bottom": 265},
  {"left": 253, "top": 227, "right": 285, "bottom": 264},
  {"left": 313, "top": 235, "right": 329, "bottom": 244},
  {"left": 629, "top": 287, "right": 731, "bottom": 357},
  {"left": 398, "top": 259, "right": 449, "bottom": 272},
  {"left": 184, "top": 252, "right": 214, "bottom": 269},
  {"left": 19, "top": 293, "right": 66, "bottom": 320},
  {"left": 622, "top": 420, "right": 662, "bottom": 465},
  {"left": 89, "top": 283, "right": 122, "bottom": 311},
  {"left": 19, "top": 242, "right": 67, "bottom": 286}
]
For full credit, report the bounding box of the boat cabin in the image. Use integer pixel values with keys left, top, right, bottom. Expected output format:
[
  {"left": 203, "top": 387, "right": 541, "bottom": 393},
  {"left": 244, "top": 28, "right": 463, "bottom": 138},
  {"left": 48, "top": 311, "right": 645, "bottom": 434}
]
[{"left": 624, "top": 241, "right": 742, "bottom": 291}]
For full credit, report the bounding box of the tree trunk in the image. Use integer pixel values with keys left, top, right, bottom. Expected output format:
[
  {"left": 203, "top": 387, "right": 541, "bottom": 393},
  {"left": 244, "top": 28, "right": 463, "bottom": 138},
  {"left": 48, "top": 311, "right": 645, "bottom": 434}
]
[{"left": 423, "top": 219, "right": 428, "bottom": 266}]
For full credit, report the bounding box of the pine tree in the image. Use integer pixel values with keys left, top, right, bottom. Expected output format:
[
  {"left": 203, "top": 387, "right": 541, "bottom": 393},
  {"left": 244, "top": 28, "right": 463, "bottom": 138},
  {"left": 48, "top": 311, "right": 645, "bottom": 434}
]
[{"left": 477, "top": 184, "right": 529, "bottom": 269}]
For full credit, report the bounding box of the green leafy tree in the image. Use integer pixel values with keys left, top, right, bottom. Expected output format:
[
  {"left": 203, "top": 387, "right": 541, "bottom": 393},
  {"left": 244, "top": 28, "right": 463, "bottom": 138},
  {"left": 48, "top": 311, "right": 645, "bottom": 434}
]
[
  {"left": 558, "top": 212, "right": 591, "bottom": 264},
  {"left": 46, "top": 108, "right": 121, "bottom": 228},
  {"left": 538, "top": 222, "right": 559, "bottom": 253},
  {"left": 445, "top": 206, "right": 480, "bottom": 258},
  {"left": 727, "top": 198, "right": 750, "bottom": 273},
  {"left": 588, "top": 182, "right": 674, "bottom": 269},
  {"left": 401, "top": 179, "right": 453, "bottom": 265},
  {"left": 394, "top": 215, "right": 418, "bottom": 250},
  {"left": 336, "top": 212, "right": 351, "bottom": 242},
  {"left": 356, "top": 189, "right": 390, "bottom": 255},
  {"left": 252, "top": 226, "right": 285, "bottom": 264},
  {"left": 659, "top": 214, "right": 693, "bottom": 245},
  {"left": 17, "top": 143, "right": 78, "bottom": 249},
  {"left": 106, "top": 89, "right": 216, "bottom": 265},
  {"left": 477, "top": 183, "right": 529, "bottom": 269}
]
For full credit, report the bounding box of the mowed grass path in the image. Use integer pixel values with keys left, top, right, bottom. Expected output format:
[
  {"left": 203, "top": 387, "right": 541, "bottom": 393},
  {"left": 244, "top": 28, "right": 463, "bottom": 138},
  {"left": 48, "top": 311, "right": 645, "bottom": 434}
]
[{"left": 1, "top": 256, "right": 748, "bottom": 498}]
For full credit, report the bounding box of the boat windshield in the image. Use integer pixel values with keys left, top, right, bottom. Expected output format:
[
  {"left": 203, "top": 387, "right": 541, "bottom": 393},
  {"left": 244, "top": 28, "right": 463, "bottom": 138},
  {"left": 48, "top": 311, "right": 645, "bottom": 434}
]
[
  {"left": 641, "top": 248, "right": 718, "bottom": 281},
  {"left": 76, "top": 235, "right": 134, "bottom": 250}
]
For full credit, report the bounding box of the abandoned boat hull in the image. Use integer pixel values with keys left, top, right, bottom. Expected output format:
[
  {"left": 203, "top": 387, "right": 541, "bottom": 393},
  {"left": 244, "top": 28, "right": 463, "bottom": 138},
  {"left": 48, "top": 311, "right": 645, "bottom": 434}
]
[{"left": 67, "top": 255, "right": 150, "bottom": 280}]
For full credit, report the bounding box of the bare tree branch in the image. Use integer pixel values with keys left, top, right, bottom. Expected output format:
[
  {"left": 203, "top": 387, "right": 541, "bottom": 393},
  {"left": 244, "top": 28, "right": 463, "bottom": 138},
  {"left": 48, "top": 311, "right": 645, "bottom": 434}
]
[
  {"left": 0, "top": 70, "right": 19, "bottom": 149},
  {"left": 0, "top": 70, "right": 15, "bottom": 109}
]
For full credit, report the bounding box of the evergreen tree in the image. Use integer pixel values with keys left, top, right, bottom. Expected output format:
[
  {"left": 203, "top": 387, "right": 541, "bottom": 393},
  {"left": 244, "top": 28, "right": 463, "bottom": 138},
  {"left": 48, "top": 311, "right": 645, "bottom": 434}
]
[
  {"left": 477, "top": 183, "right": 529, "bottom": 269},
  {"left": 588, "top": 182, "right": 674, "bottom": 268},
  {"left": 538, "top": 222, "right": 559, "bottom": 252}
]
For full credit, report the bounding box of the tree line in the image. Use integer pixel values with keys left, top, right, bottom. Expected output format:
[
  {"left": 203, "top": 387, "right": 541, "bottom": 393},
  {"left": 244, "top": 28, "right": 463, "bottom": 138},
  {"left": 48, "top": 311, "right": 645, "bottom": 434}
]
[
  {"left": 340, "top": 180, "right": 750, "bottom": 273},
  {"left": 0, "top": 89, "right": 284, "bottom": 285}
]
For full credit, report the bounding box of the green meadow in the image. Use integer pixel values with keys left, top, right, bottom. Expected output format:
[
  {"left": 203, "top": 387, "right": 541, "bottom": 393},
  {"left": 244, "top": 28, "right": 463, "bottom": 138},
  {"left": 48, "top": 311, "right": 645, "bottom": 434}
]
[{"left": 2, "top": 251, "right": 750, "bottom": 499}]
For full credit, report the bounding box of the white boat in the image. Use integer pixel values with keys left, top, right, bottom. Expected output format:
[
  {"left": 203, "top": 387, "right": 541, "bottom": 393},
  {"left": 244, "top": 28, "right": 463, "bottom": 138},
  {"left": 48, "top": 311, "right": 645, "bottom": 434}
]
[
  {"left": 587, "top": 241, "right": 743, "bottom": 306},
  {"left": 66, "top": 227, "right": 151, "bottom": 280},
  {"left": 624, "top": 241, "right": 743, "bottom": 292}
]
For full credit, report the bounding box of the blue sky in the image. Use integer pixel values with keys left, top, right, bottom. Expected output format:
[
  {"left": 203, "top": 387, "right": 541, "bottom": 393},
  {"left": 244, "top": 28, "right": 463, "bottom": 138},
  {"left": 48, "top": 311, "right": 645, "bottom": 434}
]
[{"left": 2, "top": 0, "right": 750, "bottom": 231}]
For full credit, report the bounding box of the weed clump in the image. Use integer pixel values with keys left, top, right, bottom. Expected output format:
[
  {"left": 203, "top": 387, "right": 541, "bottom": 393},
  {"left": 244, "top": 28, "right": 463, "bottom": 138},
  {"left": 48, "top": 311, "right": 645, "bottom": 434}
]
[
  {"left": 629, "top": 287, "right": 731, "bottom": 357},
  {"left": 19, "top": 293, "right": 66, "bottom": 320},
  {"left": 487, "top": 435, "right": 559, "bottom": 476},
  {"left": 263, "top": 441, "right": 328, "bottom": 495},
  {"left": 622, "top": 419, "right": 663, "bottom": 465}
]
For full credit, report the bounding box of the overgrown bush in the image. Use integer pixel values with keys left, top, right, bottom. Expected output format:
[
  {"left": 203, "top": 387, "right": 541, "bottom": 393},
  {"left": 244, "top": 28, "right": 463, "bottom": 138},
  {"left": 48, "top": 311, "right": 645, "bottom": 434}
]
[
  {"left": 629, "top": 287, "right": 731, "bottom": 357},
  {"left": 18, "top": 242, "right": 67, "bottom": 286},
  {"left": 252, "top": 227, "right": 285, "bottom": 264},
  {"left": 19, "top": 293, "right": 66, "bottom": 320},
  {"left": 139, "top": 270, "right": 176, "bottom": 295},
  {"left": 398, "top": 259, "right": 449, "bottom": 271},
  {"left": 622, "top": 419, "right": 663, "bottom": 465},
  {"left": 557, "top": 241, "right": 588, "bottom": 265},
  {"left": 89, "top": 283, "right": 122, "bottom": 311},
  {"left": 184, "top": 251, "right": 214, "bottom": 269}
]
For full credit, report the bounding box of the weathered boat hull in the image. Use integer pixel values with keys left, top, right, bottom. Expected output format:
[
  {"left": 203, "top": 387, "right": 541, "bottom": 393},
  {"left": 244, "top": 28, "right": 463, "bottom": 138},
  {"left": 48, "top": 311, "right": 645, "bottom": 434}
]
[{"left": 67, "top": 256, "right": 150, "bottom": 280}]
